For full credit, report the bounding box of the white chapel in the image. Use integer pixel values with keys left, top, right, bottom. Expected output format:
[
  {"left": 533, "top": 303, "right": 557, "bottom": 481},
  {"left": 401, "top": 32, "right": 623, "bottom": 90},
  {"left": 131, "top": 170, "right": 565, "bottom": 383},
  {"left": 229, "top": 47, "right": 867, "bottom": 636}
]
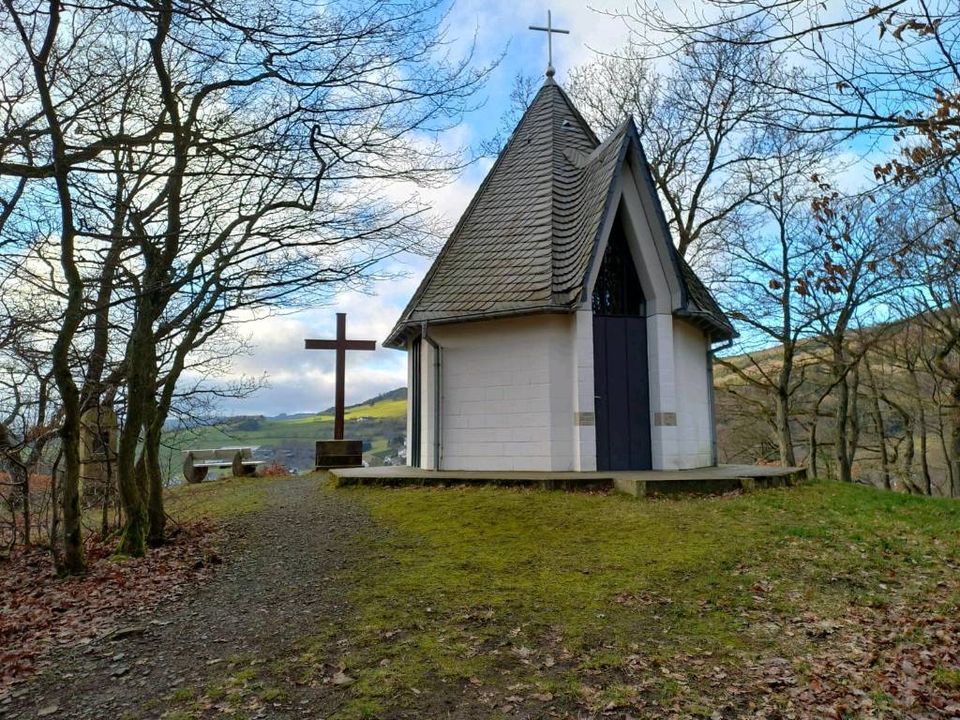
[{"left": 385, "top": 74, "right": 737, "bottom": 473}]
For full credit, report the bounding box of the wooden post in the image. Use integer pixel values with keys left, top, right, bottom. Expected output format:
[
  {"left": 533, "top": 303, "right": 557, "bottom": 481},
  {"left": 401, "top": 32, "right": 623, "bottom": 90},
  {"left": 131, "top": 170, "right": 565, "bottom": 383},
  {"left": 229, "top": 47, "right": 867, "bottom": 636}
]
[{"left": 334, "top": 313, "right": 346, "bottom": 440}]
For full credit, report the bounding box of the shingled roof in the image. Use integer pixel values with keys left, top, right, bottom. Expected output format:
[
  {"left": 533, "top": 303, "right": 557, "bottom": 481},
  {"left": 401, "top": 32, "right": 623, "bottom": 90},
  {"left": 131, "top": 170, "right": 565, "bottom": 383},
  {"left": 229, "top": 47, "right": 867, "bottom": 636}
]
[{"left": 385, "top": 79, "right": 736, "bottom": 347}]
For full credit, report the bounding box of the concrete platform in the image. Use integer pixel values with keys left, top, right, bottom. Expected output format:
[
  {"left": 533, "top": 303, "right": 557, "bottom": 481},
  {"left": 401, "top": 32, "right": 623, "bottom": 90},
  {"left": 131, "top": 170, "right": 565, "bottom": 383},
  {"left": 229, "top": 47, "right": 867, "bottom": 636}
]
[{"left": 329, "top": 464, "right": 806, "bottom": 497}]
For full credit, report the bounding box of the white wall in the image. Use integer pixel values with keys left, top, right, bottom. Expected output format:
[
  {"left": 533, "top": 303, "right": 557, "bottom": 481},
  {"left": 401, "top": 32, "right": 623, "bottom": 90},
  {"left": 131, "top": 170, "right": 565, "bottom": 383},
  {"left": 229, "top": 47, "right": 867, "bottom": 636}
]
[
  {"left": 406, "top": 313, "right": 716, "bottom": 471},
  {"left": 427, "top": 314, "right": 577, "bottom": 471},
  {"left": 572, "top": 309, "right": 597, "bottom": 471},
  {"left": 646, "top": 312, "right": 677, "bottom": 470},
  {"left": 669, "top": 318, "right": 713, "bottom": 469}
]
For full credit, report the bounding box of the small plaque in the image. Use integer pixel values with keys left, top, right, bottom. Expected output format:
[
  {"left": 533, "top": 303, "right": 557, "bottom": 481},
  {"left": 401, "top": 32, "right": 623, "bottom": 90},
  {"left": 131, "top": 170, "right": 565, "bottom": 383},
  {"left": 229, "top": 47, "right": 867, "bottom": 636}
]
[
  {"left": 575, "top": 411, "right": 595, "bottom": 426},
  {"left": 654, "top": 412, "right": 677, "bottom": 427}
]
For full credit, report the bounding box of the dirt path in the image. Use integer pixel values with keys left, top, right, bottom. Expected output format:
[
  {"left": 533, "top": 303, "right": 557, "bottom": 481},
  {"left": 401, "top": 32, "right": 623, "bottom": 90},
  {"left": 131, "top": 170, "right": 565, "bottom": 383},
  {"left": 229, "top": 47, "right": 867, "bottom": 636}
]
[{"left": 1, "top": 476, "right": 375, "bottom": 720}]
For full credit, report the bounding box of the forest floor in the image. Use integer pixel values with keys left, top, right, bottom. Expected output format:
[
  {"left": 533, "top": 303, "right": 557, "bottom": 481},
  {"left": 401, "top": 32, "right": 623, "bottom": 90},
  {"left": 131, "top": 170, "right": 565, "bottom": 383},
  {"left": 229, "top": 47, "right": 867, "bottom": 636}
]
[{"left": 2, "top": 475, "right": 960, "bottom": 719}]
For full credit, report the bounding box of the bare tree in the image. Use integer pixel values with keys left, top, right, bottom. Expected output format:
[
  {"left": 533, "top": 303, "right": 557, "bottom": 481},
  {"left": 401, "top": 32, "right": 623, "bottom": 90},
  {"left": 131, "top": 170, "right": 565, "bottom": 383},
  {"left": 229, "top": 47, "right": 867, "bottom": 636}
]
[
  {"left": 899, "top": 184, "right": 960, "bottom": 497},
  {"left": 566, "top": 29, "right": 802, "bottom": 263},
  {"left": 715, "top": 130, "right": 826, "bottom": 466},
  {"left": 1, "top": 0, "right": 490, "bottom": 560},
  {"left": 800, "top": 192, "right": 904, "bottom": 483},
  {"left": 0, "top": 293, "right": 60, "bottom": 548}
]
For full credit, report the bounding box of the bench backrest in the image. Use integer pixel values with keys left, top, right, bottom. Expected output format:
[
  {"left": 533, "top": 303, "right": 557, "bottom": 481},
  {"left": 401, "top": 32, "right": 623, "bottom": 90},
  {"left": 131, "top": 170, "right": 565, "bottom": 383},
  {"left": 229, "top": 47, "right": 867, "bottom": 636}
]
[{"left": 183, "top": 446, "right": 255, "bottom": 462}]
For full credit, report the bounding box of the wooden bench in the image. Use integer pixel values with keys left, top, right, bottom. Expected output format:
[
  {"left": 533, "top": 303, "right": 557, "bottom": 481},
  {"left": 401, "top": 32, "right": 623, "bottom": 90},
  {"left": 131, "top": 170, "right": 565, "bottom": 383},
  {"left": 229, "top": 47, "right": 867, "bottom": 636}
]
[{"left": 182, "top": 447, "right": 265, "bottom": 484}]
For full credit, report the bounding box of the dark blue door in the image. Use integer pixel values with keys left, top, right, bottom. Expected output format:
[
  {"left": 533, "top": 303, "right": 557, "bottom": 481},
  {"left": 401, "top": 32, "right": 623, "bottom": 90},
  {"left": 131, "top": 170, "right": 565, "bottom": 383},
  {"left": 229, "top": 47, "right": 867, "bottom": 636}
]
[
  {"left": 593, "top": 315, "right": 651, "bottom": 471},
  {"left": 591, "top": 208, "right": 651, "bottom": 471}
]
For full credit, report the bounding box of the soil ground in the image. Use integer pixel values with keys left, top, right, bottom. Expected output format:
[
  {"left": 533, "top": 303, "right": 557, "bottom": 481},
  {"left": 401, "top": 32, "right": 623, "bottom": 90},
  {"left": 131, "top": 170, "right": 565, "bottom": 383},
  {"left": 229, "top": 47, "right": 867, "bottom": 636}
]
[{"left": 0, "top": 476, "right": 374, "bottom": 720}]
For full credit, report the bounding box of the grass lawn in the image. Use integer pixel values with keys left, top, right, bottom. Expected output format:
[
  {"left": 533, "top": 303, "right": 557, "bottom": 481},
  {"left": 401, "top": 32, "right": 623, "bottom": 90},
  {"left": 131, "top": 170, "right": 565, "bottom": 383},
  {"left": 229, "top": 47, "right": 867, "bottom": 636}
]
[
  {"left": 314, "top": 481, "right": 960, "bottom": 719},
  {"left": 165, "top": 474, "right": 293, "bottom": 521}
]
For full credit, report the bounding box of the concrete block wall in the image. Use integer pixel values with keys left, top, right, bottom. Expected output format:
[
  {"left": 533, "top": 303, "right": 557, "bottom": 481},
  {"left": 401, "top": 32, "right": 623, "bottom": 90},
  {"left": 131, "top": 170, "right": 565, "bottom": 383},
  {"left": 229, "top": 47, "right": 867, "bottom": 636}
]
[
  {"left": 429, "top": 314, "right": 576, "bottom": 471},
  {"left": 645, "top": 312, "right": 677, "bottom": 469},
  {"left": 572, "top": 309, "right": 597, "bottom": 471},
  {"left": 406, "top": 312, "right": 716, "bottom": 472},
  {"left": 670, "top": 318, "right": 713, "bottom": 468}
]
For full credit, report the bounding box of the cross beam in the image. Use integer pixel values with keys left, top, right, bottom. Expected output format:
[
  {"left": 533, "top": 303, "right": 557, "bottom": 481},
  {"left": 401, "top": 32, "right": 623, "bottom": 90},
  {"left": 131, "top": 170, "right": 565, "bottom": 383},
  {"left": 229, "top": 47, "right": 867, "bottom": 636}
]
[
  {"left": 305, "top": 313, "right": 376, "bottom": 440},
  {"left": 529, "top": 10, "right": 570, "bottom": 78}
]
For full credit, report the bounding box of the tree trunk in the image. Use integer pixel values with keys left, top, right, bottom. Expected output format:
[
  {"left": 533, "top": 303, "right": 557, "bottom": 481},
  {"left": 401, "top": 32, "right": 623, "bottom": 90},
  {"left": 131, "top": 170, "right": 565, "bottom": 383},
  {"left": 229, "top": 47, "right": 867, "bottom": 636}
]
[
  {"left": 950, "top": 379, "right": 960, "bottom": 498},
  {"left": 910, "top": 367, "right": 933, "bottom": 495},
  {"left": 22, "top": 0, "right": 86, "bottom": 573},
  {"left": 935, "top": 404, "right": 954, "bottom": 497},
  {"left": 144, "top": 406, "right": 165, "bottom": 547},
  {"left": 896, "top": 408, "right": 917, "bottom": 492},
  {"left": 833, "top": 347, "right": 853, "bottom": 483},
  {"left": 21, "top": 468, "right": 30, "bottom": 546},
  {"left": 775, "top": 389, "right": 796, "bottom": 467},
  {"left": 863, "top": 359, "right": 891, "bottom": 490},
  {"left": 101, "top": 435, "right": 114, "bottom": 537},
  {"left": 115, "top": 316, "right": 152, "bottom": 557},
  {"left": 807, "top": 415, "right": 819, "bottom": 480},
  {"left": 49, "top": 450, "right": 62, "bottom": 569},
  {"left": 847, "top": 362, "right": 861, "bottom": 476},
  {"left": 776, "top": 330, "right": 796, "bottom": 466}
]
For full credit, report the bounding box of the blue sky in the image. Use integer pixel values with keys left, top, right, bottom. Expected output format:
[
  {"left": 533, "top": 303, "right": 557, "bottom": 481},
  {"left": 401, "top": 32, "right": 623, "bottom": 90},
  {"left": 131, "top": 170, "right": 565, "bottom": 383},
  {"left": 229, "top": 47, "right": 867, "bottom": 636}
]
[{"left": 219, "top": 1, "right": 636, "bottom": 416}]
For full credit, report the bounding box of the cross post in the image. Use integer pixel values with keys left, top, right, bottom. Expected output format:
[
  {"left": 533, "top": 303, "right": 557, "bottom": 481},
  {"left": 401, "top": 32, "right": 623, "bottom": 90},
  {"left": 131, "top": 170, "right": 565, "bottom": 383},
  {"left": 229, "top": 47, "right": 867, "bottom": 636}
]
[
  {"left": 305, "top": 313, "right": 376, "bottom": 440},
  {"left": 528, "top": 9, "right": 570, "bottom": 78}
]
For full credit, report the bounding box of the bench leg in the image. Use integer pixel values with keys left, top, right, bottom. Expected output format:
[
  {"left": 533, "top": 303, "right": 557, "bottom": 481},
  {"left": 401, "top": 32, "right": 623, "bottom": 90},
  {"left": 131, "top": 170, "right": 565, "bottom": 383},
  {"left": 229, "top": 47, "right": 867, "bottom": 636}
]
[{"left": 187, "top": 466, "right": 209, "bottom": 484}]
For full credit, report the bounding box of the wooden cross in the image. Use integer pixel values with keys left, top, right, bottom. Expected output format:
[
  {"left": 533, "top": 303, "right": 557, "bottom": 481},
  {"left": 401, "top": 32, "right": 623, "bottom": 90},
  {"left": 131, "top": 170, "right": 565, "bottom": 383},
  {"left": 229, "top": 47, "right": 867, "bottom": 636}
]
[
  {"left": 304, "top": 313, "right": 376, "bottom": 440},
  {"left": 529, "top": 10, "right": 570, "bottom": 78}
]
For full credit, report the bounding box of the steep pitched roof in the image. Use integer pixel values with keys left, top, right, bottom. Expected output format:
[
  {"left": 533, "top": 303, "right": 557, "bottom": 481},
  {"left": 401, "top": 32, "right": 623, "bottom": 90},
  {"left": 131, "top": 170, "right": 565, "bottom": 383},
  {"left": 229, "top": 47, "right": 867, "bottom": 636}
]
[{"left": 385, "top": 79, "right": 736, "bottom": 347}]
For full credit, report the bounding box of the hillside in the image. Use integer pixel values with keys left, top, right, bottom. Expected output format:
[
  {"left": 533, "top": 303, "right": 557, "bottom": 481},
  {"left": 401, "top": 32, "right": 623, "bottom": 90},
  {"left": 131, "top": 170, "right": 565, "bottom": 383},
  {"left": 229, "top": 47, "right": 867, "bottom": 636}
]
[
  {"left": 162, "top": 388, "right": 407, "bottom": 481},
  {"left": 711, "top": 320, "right": 957, "bottom": 495}
]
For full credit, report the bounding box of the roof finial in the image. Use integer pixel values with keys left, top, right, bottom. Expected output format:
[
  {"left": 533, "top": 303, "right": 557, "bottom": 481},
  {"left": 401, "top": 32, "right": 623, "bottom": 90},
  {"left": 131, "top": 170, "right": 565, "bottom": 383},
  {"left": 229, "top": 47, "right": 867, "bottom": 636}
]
[{"left": 528, "top": 10, "right": 569, "bottom": 80}]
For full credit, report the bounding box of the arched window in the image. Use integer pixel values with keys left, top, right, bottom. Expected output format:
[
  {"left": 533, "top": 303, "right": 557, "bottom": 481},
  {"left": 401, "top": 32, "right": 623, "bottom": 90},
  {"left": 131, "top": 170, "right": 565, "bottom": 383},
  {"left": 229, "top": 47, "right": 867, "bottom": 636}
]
[{"left": 592, "top": 209, "right": 645, "bottom": 316}]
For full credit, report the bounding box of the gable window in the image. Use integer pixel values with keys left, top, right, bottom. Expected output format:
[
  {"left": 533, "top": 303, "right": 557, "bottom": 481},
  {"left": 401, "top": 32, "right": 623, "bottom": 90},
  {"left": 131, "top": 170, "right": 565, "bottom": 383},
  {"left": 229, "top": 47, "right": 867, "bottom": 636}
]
[{"left": 592, "top": 209, "right": 645, "bottom": 316}]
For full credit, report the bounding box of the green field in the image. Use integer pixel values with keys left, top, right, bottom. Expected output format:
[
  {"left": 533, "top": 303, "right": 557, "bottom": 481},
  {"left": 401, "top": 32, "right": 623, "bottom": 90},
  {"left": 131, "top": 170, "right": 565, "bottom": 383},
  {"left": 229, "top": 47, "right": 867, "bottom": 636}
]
[
  {"left": 282, "top": 398, "right": 407, "bottom": 424},
  {"left": 161, "top": 389, "right": 407, "bottom": 480}
]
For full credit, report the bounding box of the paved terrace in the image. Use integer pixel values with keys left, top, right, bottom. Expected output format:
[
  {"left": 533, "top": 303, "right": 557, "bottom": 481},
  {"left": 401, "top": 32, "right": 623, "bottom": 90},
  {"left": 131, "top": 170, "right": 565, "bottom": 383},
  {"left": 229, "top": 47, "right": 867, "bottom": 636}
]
[{"left": 328, "top": 464, "right": 806, "bottom": 497}]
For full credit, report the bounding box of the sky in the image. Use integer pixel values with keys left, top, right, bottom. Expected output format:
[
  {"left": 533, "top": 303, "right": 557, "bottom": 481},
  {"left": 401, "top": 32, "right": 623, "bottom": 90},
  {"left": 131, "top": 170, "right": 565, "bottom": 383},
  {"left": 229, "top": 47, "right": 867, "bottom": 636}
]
[{"left": 218, "top": 1, "right": 636, "bottom": 416}]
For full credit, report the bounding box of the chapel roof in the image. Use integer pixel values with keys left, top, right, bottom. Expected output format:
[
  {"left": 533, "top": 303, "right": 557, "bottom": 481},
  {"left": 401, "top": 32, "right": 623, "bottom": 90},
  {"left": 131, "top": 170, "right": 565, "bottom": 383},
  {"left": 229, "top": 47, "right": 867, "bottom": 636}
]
[{"left": 384, "top": 79, "right": 736, "bottom": 347}]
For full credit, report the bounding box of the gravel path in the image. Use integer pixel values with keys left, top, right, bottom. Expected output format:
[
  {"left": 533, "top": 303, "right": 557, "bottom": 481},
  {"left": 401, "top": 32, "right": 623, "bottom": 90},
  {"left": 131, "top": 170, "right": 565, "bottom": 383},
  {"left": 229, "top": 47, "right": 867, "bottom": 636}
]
[{"left": 1, "top": 476, "right": 375, "bottom": 720}]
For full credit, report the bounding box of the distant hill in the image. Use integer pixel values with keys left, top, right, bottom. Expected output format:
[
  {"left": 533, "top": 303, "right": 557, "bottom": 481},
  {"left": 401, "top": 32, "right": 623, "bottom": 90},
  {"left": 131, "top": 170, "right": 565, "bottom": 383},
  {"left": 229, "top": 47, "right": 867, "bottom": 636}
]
[
  {"left": 162, "top": 388, "right": 407, "bottom": 482},
  {"left": 318, "top": 386, "right": 406, "bottom": 416}
]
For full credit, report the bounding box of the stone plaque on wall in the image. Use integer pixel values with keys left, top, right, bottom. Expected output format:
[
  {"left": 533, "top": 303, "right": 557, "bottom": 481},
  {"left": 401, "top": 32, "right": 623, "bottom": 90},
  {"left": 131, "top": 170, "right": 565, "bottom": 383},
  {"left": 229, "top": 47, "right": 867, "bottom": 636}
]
[
  {"left": 654, "top": 412, "right": 677, "bottom": 427},
  {"left": 575, "top": 412, "right": 595, "bottom": 426}
]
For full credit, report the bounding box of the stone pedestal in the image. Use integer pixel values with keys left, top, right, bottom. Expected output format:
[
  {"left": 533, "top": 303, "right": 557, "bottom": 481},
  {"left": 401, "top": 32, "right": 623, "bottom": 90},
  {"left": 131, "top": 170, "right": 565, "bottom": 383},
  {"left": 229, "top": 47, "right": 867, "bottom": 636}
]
[{"left": 315, "top": 439, "right": 364, "bottom": 469}]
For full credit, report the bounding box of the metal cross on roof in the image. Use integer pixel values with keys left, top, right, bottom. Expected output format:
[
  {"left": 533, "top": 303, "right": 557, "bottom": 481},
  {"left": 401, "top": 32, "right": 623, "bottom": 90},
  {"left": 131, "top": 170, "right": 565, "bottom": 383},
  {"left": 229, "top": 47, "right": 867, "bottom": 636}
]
[{"left": 529, "top": 10, "right": 570, "bottom": 79}]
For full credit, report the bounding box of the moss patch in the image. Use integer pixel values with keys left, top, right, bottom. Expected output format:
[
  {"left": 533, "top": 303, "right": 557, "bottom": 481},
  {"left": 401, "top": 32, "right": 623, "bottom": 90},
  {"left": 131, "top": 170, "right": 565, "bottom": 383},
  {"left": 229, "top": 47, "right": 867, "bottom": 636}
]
[
  {"left": 165, "top": 473, "right": 312, "bottom": 522},
  {"left": 322, "top": 481, "right": 960, "bottom": 717}
]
